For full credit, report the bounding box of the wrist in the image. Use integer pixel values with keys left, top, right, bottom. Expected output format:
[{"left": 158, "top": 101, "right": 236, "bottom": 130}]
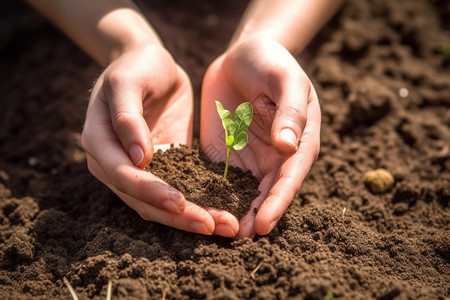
[
  {"left": 109, "top": 34, "right": 163, "bottom": 64},
  {"left": 228, "top": 0, "right": 309, "bottom": 55},
  {"left": 230, "top": 0, "right": 345, "bottom": 56},
  {"left": 224, "top": 35, "right": 286, "bottom": 61},
  {"left": 101, "top": 12, "right": 164, "bottom": 65},
  {"left": 230, "top": 26, "right": 308, "bottom": 56}
]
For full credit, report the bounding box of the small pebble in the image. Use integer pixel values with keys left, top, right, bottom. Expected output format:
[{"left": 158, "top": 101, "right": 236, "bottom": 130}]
[
  {"left": 28, "top": 157, "right": 38, "bottom": 166},
  {"left": 363, "top": 168, "right": 395, "bottom": 194},
  {"left": 399, "top": 88, "right": 409, "bottom": 98}
]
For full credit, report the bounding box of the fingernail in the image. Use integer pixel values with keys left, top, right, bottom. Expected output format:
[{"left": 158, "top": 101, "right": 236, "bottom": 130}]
[
  {"left": 162, "top": 200, "right": 183, "bottom": 214},
  {"left": 268, "top": 220, "right": 278, "bottom": 233},
  {"left": 190, "top": 221, "right": 212, "bottom": 235},
  {"left": 167, "top": 190, "right": 185, "bottom": 211},
  {"left": 216, "top": 224, "right": 237, "bottom": 237},
  {"left": 279, "top": 128, "right": 298, "bottom": 150},
  {"left": 129, "top": 144, "right": 144, "bottom": 166},
  {"left": 168, "top": 189, "right": 183, "bottom": 203}
]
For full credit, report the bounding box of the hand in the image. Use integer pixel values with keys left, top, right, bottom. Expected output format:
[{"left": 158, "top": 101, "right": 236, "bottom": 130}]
[
  {"left": 81, "top": 44, "right": 216, "bottom": 235},
  {"left": 200, "top": 38, "right": 321, "bottom": 238}
]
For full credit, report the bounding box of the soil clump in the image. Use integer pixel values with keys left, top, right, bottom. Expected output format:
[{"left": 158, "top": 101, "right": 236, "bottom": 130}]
[{"left": 148, "top": 145, "right": 259, "bottom": 220}]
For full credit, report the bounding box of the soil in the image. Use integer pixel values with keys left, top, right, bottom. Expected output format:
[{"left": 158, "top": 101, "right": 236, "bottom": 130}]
[
  {"left": 0, "top": 0, "right": 449, "bottom": 299},
  {"left": 147, "top": 145, "right": 260, "bottom": 220}
]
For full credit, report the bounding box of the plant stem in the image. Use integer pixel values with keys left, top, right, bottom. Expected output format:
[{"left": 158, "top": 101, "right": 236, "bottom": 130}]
[{"left": 223, "top": 147, "right": 232, "bottom": 179}]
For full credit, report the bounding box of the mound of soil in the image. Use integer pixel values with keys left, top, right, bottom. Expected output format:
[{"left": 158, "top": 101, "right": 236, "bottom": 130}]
[
  {"left": 148, "top": 145, "right": 259, "bottom": 220},
  {"left": 0, "top": 0, "right": 449, "bottom": 299}
]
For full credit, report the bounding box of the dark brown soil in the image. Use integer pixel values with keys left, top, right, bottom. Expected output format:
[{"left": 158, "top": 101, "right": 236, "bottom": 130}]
[
  {"left": 147, "top": 145, "right": 259, "bottom": 220},
  {"left": 1, "top": 0, "right": 449, "bottom": 299}
]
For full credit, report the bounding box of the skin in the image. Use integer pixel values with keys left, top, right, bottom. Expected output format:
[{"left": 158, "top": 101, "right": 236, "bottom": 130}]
[
  {"left": 201, "top": 39, "right": 321, "bottom": 238},
  {"left": 26, "top": 0, "right": 343, "bottom": 238},
  {"left": 204, "top": 0, "right": 344, "bottom": 238}
]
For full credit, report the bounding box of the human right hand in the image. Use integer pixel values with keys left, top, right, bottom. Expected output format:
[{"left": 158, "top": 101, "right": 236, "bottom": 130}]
[
  {"left": 201, "top": 39, "right": 321, "bottom": 238},
  {"left": 81, "top": 44, "right": 216, "bottom": 235}
]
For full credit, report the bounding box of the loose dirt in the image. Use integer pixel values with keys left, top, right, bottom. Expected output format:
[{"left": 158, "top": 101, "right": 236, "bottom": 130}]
[
  {"left": 148, "top": 145, "right": 259, "bottom": 220},
  {"left": 0, "top": 0, "right": 449, "bottom": 299}
]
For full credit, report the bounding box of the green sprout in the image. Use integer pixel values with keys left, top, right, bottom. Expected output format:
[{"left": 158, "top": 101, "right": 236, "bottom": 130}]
[
  {"left": 440, "top": 43, "right": 450, "bottom": 59},
  {"left": 324, "top": 291, "right": 334, "bottom": 300},
  {"left": 215, "top": 101, "right": 253, "bottom": 179}
]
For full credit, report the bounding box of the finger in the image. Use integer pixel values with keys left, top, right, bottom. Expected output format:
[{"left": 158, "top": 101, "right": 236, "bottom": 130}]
[
  {"left": 255, "top": 96, "right": 321, "bottom": 235},
  {"left": 236, "top": 172, "right": 276, "bottom": 239},
  {"left": 103, "top": 72, "right": 154, "bottom": 168},
  {"left": 82, "top": 106, "right": 186, "bottom": 214},
  {"left": 115, "top": 187, "right": 215, "bottom": 235},
  {"left": 205, "top": 208, "right": 239, "bottom": 238},
  {"left": 270, "top": 62, "right": 313, "bottom": 156},
  {"left": 88, "top": 155, "right": 214, "bottom": 234}
]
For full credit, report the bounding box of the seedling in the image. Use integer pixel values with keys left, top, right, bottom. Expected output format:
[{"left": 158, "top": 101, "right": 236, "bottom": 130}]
[{"left": 215, "top": 101, "right": 253, "bottom": 179}]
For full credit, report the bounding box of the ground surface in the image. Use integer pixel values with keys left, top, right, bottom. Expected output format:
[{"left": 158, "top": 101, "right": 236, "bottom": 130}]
[{"left": 0, "top": 0, "right": 449, "bottom": 299}]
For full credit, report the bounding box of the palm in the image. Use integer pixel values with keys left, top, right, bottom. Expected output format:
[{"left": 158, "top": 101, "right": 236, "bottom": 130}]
[
  {"left": 201, "top": 57, "right": 284, "bottom": 180},
  {"left": 140, "top": 68, "right": 193, "bottom": 148}
]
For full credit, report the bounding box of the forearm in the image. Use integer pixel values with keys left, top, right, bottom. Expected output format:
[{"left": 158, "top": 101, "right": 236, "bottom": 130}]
[
  {"left": 26, "top": 0, "right": 162, "bottom": 66},
  {"left": 230, "top": 0, "right": 344, "bottom": 55}
]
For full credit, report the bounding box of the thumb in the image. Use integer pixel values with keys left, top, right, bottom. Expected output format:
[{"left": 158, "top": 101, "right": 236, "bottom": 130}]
[
  {"left": 106, "top": 84, "right": 153, "bottom": 168},
  {"left": 271, "top": 74, "right": 312, "bottom": 156}
]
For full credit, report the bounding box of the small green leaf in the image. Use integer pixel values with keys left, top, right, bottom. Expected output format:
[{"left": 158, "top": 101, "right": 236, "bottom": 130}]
[
  {"left": 324, "top": 291, "right": 333, "bottom": 300},
  {"left": 214, "top": 100, "right": 254, "bottom": 179},
  {"left": 226, "top": 135, "right": 234, "bottom": 147},
  {"left": 233, "top": 132, "right": 248, "bottom": 150},
  {"left": 229, "top": 102, "right": 253, "bottom": 137},
  {"left": 215, "top": 100, "right": 224, "bottom": 115},
  {"left": 222, "top": 112, "right": 231, "bottom": 131},
  {"left": 215, "top": 101, "right": 231, "bottom": 130}
]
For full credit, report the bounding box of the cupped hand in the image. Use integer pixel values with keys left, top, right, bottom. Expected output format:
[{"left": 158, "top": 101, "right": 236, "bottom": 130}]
[
  {"left": 200, "top": 38, "right": 321, "bottom": 238},
  {"left": 81, "top": 44, "right": 218, "bottom": 236}
]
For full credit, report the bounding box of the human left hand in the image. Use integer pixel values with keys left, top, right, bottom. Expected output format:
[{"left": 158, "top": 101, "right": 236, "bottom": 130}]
[{"left": 81, "top": 44, "right": 218, "bottom": 235}]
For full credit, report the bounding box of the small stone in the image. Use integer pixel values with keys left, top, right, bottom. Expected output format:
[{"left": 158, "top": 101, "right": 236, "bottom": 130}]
[
  {"left": 399, "top": 87, "right": 409, "bottom": 98},
  {"left": 363, "top": 168, "right": 395, "bottom": 194},
  {"left": 28, "top": 157, "right": 38, "bottom": 166}
]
